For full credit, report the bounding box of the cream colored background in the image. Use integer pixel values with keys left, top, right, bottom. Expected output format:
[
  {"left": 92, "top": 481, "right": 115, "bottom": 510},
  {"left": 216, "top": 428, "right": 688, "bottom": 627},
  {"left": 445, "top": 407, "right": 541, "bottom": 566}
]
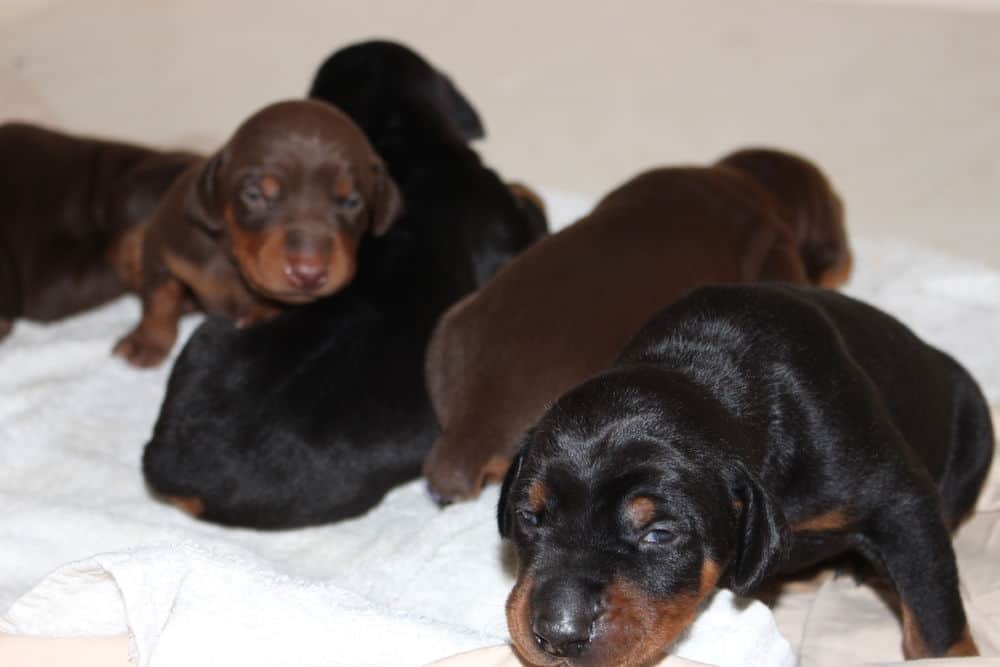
[{"left": 1, "top": 0, "right": 998, "bottom": 268}]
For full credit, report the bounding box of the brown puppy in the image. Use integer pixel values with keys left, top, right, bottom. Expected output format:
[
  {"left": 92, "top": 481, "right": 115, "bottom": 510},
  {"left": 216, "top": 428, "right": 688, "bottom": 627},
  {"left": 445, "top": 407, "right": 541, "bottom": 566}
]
[
  {"left": 423, "top": 148, "right": 851, "bottom": 502},
  {"left": 113, "top": 99, "right": 402, "bottom": 367},
  {"left": 0, "top": 123, "right": 197, "bottom": 341}
]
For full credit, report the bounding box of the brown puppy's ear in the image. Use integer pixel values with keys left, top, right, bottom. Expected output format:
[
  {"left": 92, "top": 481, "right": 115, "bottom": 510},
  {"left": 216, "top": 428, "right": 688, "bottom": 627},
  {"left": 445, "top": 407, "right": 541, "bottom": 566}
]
[
  {"left": 184, "top": 152, "right": 225, "bottom": 233},
  {"left": 369, "top": 161, "right": 403, "bottom": 236},
  {"left": 727, "top": 463, "right": 788, "bottom": 595}
]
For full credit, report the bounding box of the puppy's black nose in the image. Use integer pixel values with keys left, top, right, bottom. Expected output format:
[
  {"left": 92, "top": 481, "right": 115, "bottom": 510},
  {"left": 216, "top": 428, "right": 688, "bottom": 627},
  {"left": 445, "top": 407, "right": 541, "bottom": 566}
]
[{"left": 531, "top": 612, "right": 594, "bottom": 658}]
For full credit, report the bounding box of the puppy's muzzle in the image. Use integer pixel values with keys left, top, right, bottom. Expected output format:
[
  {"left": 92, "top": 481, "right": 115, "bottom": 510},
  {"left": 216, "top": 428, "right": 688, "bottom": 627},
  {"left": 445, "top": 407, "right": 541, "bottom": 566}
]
[
  {"left": 283, "top": 229, "right": 333, "bottom": 291},
  {"left": 531, "top": 577, "right": 603, "bottom": 659}
]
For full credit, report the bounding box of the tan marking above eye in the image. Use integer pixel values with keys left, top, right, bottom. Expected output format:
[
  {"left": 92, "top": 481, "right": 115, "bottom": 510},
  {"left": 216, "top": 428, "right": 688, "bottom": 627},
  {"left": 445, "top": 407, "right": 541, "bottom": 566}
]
[
  {"left": 627, "top": 496, "right": 657, "bottom": 528},
  {"left": 527, "top": 480, "right": 549, "bottom": 513},
  {"left": 333, "top": 177, "right": 355, "bottom": 199},
  {"left": 259, "top": 175, "right": 281, "bottom": 198}
]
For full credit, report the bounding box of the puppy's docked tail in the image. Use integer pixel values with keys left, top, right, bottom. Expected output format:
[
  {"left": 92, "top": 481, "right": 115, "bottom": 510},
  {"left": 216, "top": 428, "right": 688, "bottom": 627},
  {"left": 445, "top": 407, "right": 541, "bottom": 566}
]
[{"left": 717, "top": 148, "right": 852, "bottom": 289}]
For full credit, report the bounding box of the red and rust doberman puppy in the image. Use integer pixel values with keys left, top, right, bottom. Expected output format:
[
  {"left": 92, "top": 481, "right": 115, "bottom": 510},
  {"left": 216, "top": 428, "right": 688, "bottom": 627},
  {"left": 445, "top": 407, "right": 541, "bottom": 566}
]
[
  {"left": 423, "top": 148, "right": 852, "bottom": 503},
  {"left": 113, "top": 99, "right": 401, "bottom": 367},
  {"left": 499, "top": 284, "right": 993, "bottom": 665},
  {"left": 0, "top": 123, "right": 196, "bottom": 341}
]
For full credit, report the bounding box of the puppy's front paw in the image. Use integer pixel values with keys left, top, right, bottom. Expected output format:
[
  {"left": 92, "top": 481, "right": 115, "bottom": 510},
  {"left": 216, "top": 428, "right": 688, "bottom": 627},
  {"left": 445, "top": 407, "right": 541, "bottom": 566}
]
[
  {"left": 113, "top": 327, "right": 171, "bottom": 367},
  {"left": 0, "top": 318, "right": 12, "bottom": 342}
]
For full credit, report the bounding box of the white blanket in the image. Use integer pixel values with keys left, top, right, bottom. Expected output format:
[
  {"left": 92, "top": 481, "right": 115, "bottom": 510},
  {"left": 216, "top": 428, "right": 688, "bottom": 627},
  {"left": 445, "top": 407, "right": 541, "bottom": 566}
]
[{"left": 1, "top": 191, "right": 998, "bottom": 666}]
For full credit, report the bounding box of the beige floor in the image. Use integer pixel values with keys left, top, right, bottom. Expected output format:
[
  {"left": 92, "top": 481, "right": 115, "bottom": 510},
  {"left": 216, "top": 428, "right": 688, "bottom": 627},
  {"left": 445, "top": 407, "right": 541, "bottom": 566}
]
[{"left": 1, "top": 0, "right": 998, "bottom": 269}]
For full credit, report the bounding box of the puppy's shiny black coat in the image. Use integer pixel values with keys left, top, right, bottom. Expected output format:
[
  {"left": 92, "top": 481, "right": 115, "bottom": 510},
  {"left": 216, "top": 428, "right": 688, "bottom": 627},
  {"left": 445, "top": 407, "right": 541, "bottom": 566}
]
[
  {"left": 500, "top": 285, "right": 993, "bottom": 665},
  {"left": 142, "top": 40, "right": 546, "bottom": 528}
]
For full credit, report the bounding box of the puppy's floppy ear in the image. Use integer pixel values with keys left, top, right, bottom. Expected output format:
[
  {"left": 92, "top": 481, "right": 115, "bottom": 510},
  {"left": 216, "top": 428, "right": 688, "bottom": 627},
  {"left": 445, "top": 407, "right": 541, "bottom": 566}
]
[
  {"left": 436, "top": 73, "right": 485, "bottom": 141},
  {"left": 497, "top": 447, "right": 526, "bottom": 539},
  {"left": 184, "top": 152, "right": 225, "bottom": 233},
  {"left": 727, "top": 462, "right": 788, "bottom": 595},
  {"left": 369, "top": 161, "right": 403, "bottom": 237}
]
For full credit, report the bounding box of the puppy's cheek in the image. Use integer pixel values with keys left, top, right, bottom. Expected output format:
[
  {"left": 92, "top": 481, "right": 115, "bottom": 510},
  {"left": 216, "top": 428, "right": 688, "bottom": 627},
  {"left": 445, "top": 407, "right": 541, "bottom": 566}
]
[
  {"left": 506, "top": 572, "right": 563, "bottom": 667},
  {"left": 593, "top": 560, "right": 720, "bottom": 667},
  {"left": 225, "top": 211, "right": 289, "bottom": 295},
  {"left": 319, "top": 229, "right": 360, "bottom": 294}
]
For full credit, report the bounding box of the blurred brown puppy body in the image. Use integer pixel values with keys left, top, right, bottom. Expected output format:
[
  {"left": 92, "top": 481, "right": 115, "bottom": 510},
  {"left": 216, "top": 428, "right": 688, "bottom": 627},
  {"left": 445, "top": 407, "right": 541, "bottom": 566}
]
[
  {"left": 423, "top": 148, "right": 851, "bottom": 502},
  {"left": 113, "top": 99, "right": 401, "bottom": 367},
  {"left": 0, "top": 123, "right": 196, "bottom": 340}
]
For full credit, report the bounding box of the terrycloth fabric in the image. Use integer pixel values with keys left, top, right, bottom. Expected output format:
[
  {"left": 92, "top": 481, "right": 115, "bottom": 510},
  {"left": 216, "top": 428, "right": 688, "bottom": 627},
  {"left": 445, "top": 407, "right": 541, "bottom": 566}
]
[
  {"left": 0, "top": 190, "right": 998, "bottom": 666},
  {"left": 0, "top": 543, "right": 792, "bottom": 667}
]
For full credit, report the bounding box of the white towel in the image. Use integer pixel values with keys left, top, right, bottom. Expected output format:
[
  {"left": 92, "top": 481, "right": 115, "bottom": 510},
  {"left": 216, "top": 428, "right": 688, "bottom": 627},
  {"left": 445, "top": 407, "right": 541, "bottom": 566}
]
[{"left": 0, "top": 538, "right": 793, "bottom": 667}]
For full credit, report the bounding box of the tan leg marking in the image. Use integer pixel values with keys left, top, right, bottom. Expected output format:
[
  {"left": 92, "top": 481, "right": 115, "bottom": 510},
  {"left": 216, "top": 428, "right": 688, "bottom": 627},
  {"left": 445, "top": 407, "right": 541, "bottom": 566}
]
[{"left": 901, "top": 604, "right": 978, "bottom": 658}]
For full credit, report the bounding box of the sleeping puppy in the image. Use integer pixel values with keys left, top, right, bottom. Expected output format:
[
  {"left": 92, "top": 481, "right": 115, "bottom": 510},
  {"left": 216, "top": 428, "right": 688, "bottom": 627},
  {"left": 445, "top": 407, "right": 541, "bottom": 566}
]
[
  {"left": 0, "top": 123, "right": 196, "bottom": 340},
  {"left": 423, "top": 148, "right": 851, "bottom": 503},
  {"left": 140, "top": 40, "right": 547, "bottom": 528},
  {"left": 499, "top": 284, "right": 993, "bottom": 665},
  {"left": 113, "top": 99, "right": 401, "bottom": 367}
]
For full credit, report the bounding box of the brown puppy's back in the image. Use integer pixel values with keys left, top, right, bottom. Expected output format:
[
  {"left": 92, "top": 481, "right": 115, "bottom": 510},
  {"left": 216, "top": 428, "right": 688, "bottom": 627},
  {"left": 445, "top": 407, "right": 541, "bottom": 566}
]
[
  {"left": 0, "top": 122, "right": 196, "bottom": 327},
  {"left": 424, "top": 164, "right": 815, "bottom": 501}
]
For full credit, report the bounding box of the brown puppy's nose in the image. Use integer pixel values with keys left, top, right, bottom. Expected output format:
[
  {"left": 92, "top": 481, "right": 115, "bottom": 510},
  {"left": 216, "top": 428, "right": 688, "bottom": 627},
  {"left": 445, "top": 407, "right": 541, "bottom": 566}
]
[
  {"left": 284, "top": 255, "right": 329, "bottom": 290},
  {"left": 284, "top": 229, "right": 332, "bottom": 290}
]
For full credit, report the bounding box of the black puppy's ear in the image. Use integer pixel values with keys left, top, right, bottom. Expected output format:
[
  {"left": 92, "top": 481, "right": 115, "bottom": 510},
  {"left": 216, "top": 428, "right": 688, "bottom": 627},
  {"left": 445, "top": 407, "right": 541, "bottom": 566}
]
[
  {"left": 728, "top": 463, "right": 788, "bottom": 595},
  {"left": 369, "top": 161, "right": 403, "bottom": 236},
  {"left": 497, "top": 448, "right": 526, "bottom": 539},
  {"left": 437, "top": 73, "right": 485, "bottom": 141},
  {"left": 184, "top": 152, "right": 225, "bottom": 233}
]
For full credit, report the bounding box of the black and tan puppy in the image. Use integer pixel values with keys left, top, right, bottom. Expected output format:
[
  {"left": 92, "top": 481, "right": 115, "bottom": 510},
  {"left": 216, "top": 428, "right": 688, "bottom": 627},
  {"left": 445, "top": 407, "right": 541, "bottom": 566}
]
[
  {"left": 0, "top": 123, "right": 196, "bottom": 340},
  {"left": 424, "top": 148, "right": 851, "bottom": 503},
  {"left": 499, "top": 284, "right": 993, "bottom": 666},
  {"left": 140, "top": 41, "right": 546, "bottom": 528},
  {"left": 113, "top": 99, "right": 401, "bottom": 367}
]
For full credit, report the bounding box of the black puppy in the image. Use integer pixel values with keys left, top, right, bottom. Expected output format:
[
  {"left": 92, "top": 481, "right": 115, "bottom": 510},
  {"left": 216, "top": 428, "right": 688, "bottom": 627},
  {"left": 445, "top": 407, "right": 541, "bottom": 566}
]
[
  {"left": 499, "top": 284, "right": 993, "bottom": 666},
  {"left": 142, "top": 40, "right": 547, "bottom": 528}
]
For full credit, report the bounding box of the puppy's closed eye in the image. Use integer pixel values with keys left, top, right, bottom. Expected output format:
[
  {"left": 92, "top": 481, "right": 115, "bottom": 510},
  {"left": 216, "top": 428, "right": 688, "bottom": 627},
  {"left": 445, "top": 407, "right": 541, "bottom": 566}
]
[
  {"left": 337, "top": 192, "right": 363, "bottom": 212},
  {"left": 241, "top": 183, "right": 266, "bottom": 209},
  {"left": 640, "top": 527, "right": 678, "bottom": 546},
  {"left": 517, "top": 508, "right": 540, "bottom": 527}
]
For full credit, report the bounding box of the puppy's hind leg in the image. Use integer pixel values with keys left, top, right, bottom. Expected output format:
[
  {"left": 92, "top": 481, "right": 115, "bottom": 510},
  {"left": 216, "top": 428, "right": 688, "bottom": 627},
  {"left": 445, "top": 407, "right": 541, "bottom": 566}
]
[{"left": 863, "top": 487, "right": 978, "bottom": 659}]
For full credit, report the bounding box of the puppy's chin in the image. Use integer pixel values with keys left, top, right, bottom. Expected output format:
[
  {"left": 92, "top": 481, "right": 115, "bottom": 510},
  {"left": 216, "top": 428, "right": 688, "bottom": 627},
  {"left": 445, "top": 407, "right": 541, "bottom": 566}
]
[{"left": 237, "top": 255, "right": 356, "bottom": 304}]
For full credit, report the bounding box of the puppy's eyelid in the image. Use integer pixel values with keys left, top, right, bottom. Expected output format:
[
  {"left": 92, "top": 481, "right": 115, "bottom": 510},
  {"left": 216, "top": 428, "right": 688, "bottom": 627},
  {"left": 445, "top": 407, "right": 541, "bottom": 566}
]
[
  {"left": 516, "top": 508, "right": 541, "bottom": 527},
  {"left": 336, "top": 192, "right": 363, "bottom": 210}
]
